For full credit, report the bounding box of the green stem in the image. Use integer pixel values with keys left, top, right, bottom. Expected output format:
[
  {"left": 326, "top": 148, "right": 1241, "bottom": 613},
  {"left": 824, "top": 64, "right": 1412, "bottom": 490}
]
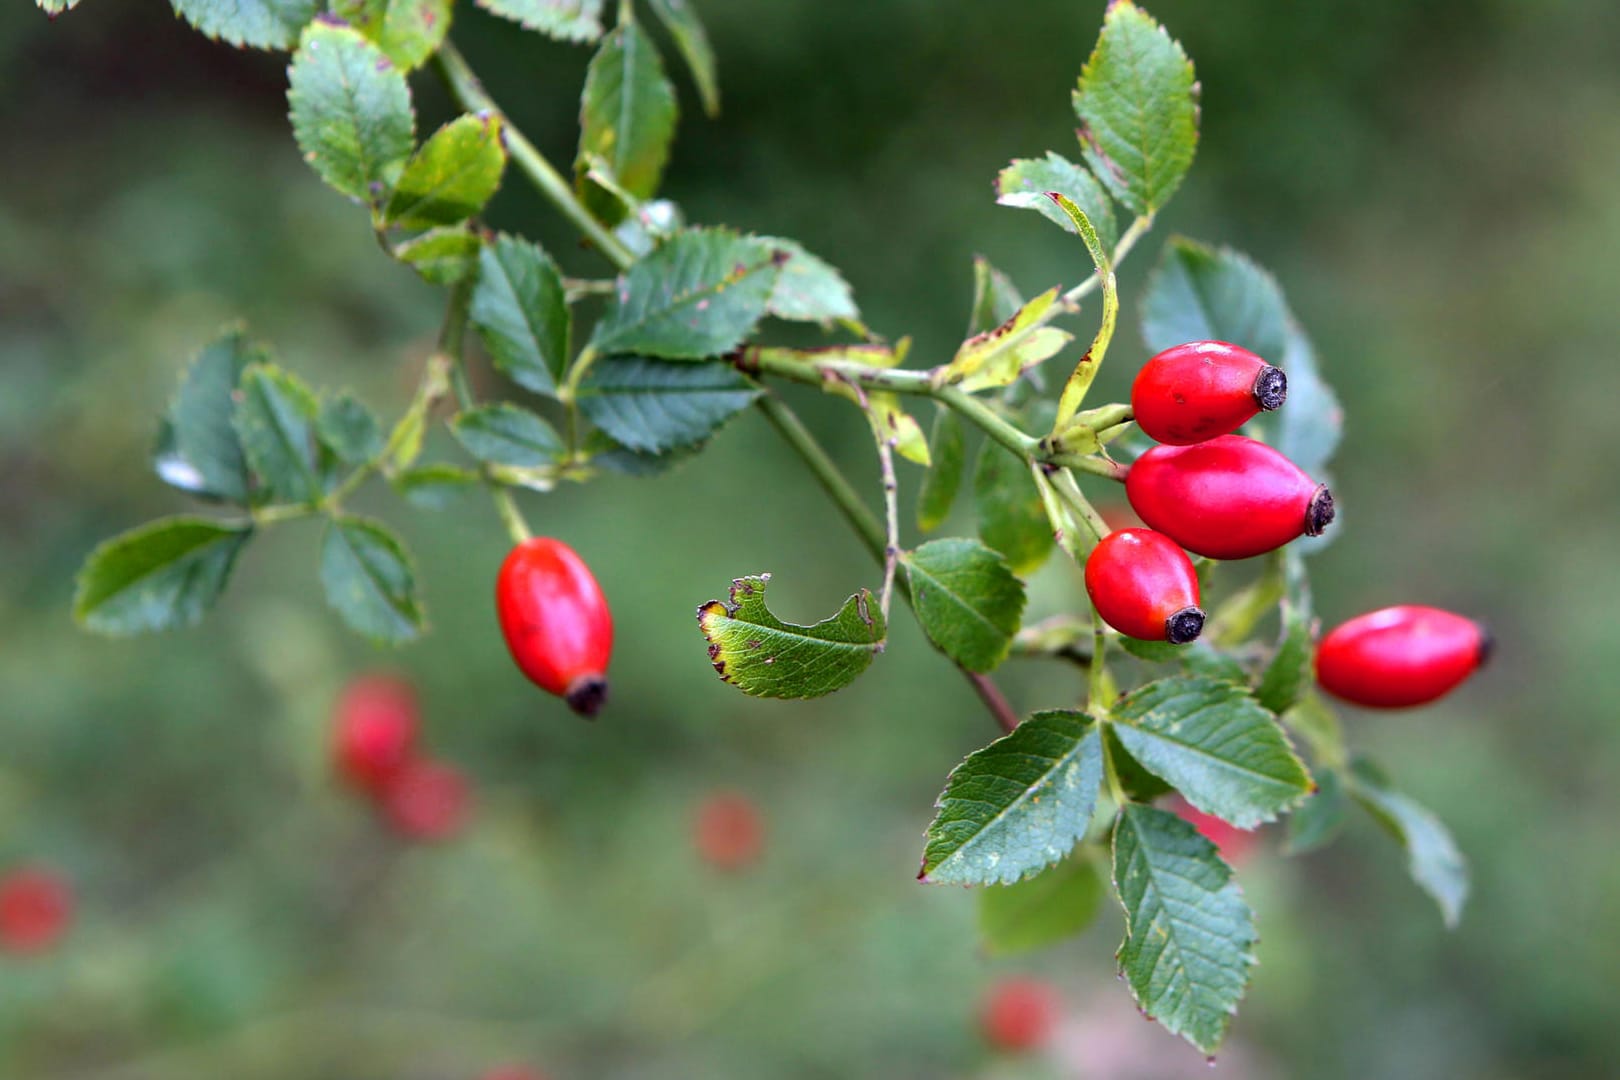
[
  {"left": 492, "top": 488, "right": 533, "bottom": 544},
  {"left": 1050, "top": 469, "right": 1109, "bottom": 553},
  {"left": 431, "top": 43, "right": 635, "bottom": 271},
  {"left": 1100, "top": 718, "right": 1131, "bottom": 809},
  {"left": 439, "top": 278, "right": 476, "bottom": 411},
  {"left": 1088, "top": 606, "right": 1109, "bottom": 710}
]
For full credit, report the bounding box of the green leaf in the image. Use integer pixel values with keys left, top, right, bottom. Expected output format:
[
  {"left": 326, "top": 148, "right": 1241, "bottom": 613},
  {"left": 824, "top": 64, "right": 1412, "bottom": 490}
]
[
  {"left": 944, "top": 287, "right": 1069, "bottom": 393},
  {"left": 1349, "top": 758, "right": 1469, "bottom": 927},
  {"left": 316, "top": 392, "right": 384, "bottom": 465},
  {"left": 392, "top": 463, "right": 480, "bottom": 509},
  {"left": 1140, "top": 237, "right": 1343, "bottom": 477},
  {"left": 476, "top": 0, "right": 602, "bottom": 43},
  {"left": 901, "top": 539, "right": 1025, "bottom": 674},
  {"left": 995, "top": 152, "right": 1118, "bottom": 250},
  {"left": 576, "top": 19, "right": 677, "bottom": 225},
  {"left": 577, "top": 357, "right": 760, "bottom": 453},
  {"left": 469, "top": 234, "right": 571, "bottom": 396},
  {"left": 75, "top": 518, "right": 253, "bottom": 636},
  {"left": 978, "top": 855, "right": 1105, "bottom": 956},
  {"left": 1255, "top": 578, "right": 1313, "bottom": 715},
  {"left": 1106, "top": 724, "right": 1173, "bottom": 802},
  {"left": 1071, "top": 0, "right": 1198, "bottom": 216},
  {"left": 1279, "top": 691, "right": 1346, "bottom": 772},
  {"left": 696, "top": 574, "right": 885, "bottom": 699},
  {"left": 1112, "top": 803, "right": 1256, "bottom": 1053},
  {"left": 967, "top": 256, "right": 1024, "bottom": 337},
  {"left": 384, "top": 113, "right": 506, "bottom": 228},
  {"left": 394, "top": 226, "right": 481, "bottom": 285},
  {"left": 921, "top": 710, "right": 1102, "bottom": 885},
  {"left": 286, "top": 19, "right": 415, "bottom": 205},
  {"left": 37, "top": 0, "right": 84, "bottom": 15},
  {"left": 381, "top": 354, "right": 449, "bottom": 475},
  {"left": 915, "top": 406, "right": 964, "bottom": 532},
  {"left": 171, "top": 0, "right": 318, "bottom": 49},
  {"left": 330, "top": 0, "right": 451, "bottom": 70},
  {"left": 156, "top": 329, "right": 265, "bottom": 504},
  {"left": 645, "top": 0, "right": 718, "bottom": 116},
  {"left": 1117, "top": 635, "right": 1249, "bottom": 683},
  {"left": 1110, "top": 676, "right": 1312, "bottom": 828},
  {"left": 1285, "top": 765, "right": 1348, "bottom": 855},
  {"left": 758, "top": 236, "right": 859, "bottom": 325},
  {"left": 973, "top": 441, "right": 1054, "bottom": 577},
  {"left": 450, "top": 403, "right": 564, "bottom": 467},
  {"left": 234, "top": 363, "right": 323, "bottom": 506},
  {"left": 320, "top": 515, "right": 424, "bottom": 645},
  {"left": 591, "top": 229, "right": 782, "bottom": 359}
]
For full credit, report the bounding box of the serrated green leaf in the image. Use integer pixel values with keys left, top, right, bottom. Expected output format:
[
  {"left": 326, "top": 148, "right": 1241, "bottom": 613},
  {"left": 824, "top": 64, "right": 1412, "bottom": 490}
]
[
  {"left": 157, "top": 329, "right": 265, "bottom": 504},
  {"left": 591, "top": 229, "right": 782, "bottom": 359},
  {"left": 316, "top": 391, "right": 384, "bottom": 465},
  {"left": 1106, "top": 724, "right": 1173, "bottom": 803},
  {"left": 384, "top": 113, "right": 506, "bottom": 228},
  {"left": 576, "top": 19, "right": 677, "bottom": 225},
  {"left": 287, "top": 20, "right": 415, "bottom": 205},
  {"left": 1140, "top": 237, "right": 1343, "bottom": 477},
  {"left": 757, "top": 236, "right": 858, "bottom": 325},
  {"left": 696, "top": 574, "right": 885, "bottom": 699},
  {"left": 973, "top": 441, "right": 1053, "bottom": 576},
  {"left": 234, "top": 363, "right": 322, "bottom": 506},
  {"left": 1111, "top": 676, "right": 1311, "bottom": 828},
  {"left": 577, "top": 357, "right": 759, "bottom": 453},
  {"left": 915, "top": 406, "right": 964, "bottom": 532},
  {"left": 945, "top": 287, "right": 1064, "bottom": 390},
  {"left": 320, "top": 515, "right": 424, "bottom": 644},
  {"left": 476, "top": 0, "right": 602, "bottom": 43},
  {"left": 469, "top": 234, "right": 571, "bottom": 396},
  {"left": 586, "top": 429, "right": 700, "bottom": 477},
  {"left": 978, "top": 854, "right": 1105, "bottom": 956},
  {"left": 1285, "top": 765, "right": 1347, "bottom": 855},
  {"left": 74, "top": 518, "right": 252, "bottom": 635},
  {"left": 646, "top": 0, "right": 718, "bottom": 116},
  {"left": 1349, "top": 758, "right": 1468, "bottom": 927},
  {"left": 995, "top": 152, "right": 1118, "bottom": 250},
  {"left": 330, "top": 0, "right": 451, "bottom": 70},
  {"left": 901, "top": 538, "right": 1025, "bottom": 673},
  {"left": 394, "top": 226, "right": 481, "bottom": 285},
  {"left": 921, "top": 710, "right": 1101, "bottom": 885},
  {"left": 1071, "top": 0, "right": 1198, "bottom": 215},
  {"left": 1113, "top": 803, "right": 1255, "bottom": 1053},
  {"left": 172, "top": 0, "right": 317, "bottom": 49},
  {"left": 451, "top": 403, "right": 564, "bottom": 467}
]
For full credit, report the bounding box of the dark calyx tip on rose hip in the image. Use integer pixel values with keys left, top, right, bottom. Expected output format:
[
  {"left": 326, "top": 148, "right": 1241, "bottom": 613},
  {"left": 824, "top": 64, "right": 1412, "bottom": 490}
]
[
  {"left": 1474, "top": 622, "right": 1496, "bottom": 668},
  {"left": 1165, "top": 606, "right": 1206, "bottom": 645},
  {"left": 564, "top": 674, "right": 609, "bottom": 719},
  {"left": 1252, "top": 365, "right": 1288, "bottom": 411},
  {"left": 1304, "top": 484, "right": 1335, "bottom": 536}
]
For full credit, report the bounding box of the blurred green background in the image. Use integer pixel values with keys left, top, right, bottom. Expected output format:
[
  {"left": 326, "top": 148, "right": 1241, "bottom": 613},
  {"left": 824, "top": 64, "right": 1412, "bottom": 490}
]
[{"left": 2, "top": 1, "right": 1617, "bottom": 1077}]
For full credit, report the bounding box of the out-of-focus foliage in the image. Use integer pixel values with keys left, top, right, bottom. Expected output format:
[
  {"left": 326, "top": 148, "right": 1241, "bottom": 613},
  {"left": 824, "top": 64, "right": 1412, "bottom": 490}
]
[{"left": 2, "top": 0, "right": 1618, "bottom": 1076}]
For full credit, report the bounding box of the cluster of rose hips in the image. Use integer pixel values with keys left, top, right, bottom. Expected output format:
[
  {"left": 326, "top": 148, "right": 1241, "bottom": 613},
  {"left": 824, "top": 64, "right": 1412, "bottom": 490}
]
[
  {"left": 1086, "top": 340, "right": 1490, "bottom": 709},
  {"left": 333, "top": 674, "right": 472, "bottom": 841}
]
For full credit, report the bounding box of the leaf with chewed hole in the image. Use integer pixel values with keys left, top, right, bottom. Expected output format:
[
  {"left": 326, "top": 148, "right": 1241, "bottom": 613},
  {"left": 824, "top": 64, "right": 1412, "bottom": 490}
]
[{"left": 695, "top": 574, "right": 885, "bottom": 699}]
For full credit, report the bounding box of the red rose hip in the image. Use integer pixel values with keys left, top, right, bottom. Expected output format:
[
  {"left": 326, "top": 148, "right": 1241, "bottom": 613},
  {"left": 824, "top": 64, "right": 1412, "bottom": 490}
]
[
  {"left": 496, "top": 537, "right": 614, "bottom": 717},
  {"left": 0, "top": 866, "right": 74, "bottom": 955},
  {"left": 1131, "top": 340, "right": 1286, "bottom": 445},
  {"left": 1125, "top": 434, "right": 1334, "bottom": 560},
  {"left": 981, "top": 977, "right": 1060, "bottom": 1053},
  {"left": 333, "top": 673, "right": 419, "bottom": 794},
  {"left": 693, "top": 791, "right": 766, "bottom": 871},
  {"left": 1084, "top": 528, "right": 1204, "bottom": 644},
  {"left": 1315, "top": 605, "right": 1490, "bottom": 708},
  {"left": 381, "top": 758, "right": 472, "bottom": 841}
]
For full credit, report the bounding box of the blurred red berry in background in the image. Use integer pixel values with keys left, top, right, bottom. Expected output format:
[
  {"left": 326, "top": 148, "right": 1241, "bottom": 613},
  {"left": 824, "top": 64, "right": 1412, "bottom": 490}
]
[
  {"left": 981, "top": 976, "right": 1060, "bottom": 1052},
  {"left": 693, "top": 791, "right": 765, "bottom": 871},
  {"left": 0, "top": 866, "right": 74, "bottom": 956},
  {"left": 1169, "top": 796, "right": 1257, "bottom": 865},
  {"left": 382, "top": 759, "right": 472, "bottom": 842},
  {"left": 479, "top": 1066, "right": 549, "bottom": 1080},
  {"left": 334, "top": 673, "right": 420, "bottom": 794}
]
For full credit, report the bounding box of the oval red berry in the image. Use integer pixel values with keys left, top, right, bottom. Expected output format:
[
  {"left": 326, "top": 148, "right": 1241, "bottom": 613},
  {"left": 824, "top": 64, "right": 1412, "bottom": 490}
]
[
  {"left": 981, "top": 977, "right": 1060, "bottom": 1052},
  {"left": 496, "top": 538, "right": 614, "bottom": 717},
  {"left": 1085, "top": 528, "right": 1203, "bottom": 643},
  {"left": 1131, "top": 340, "right": 1286, "bottom": 446},
  {"left": 333, "top": 673, "right": 419, "bottom": 794},
  {"left": 1125, "top": 434, "right": 1334, "bottom": 560},
  {"left": 1315, "top": 605, "right": 1489, "bottom": 709}
]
